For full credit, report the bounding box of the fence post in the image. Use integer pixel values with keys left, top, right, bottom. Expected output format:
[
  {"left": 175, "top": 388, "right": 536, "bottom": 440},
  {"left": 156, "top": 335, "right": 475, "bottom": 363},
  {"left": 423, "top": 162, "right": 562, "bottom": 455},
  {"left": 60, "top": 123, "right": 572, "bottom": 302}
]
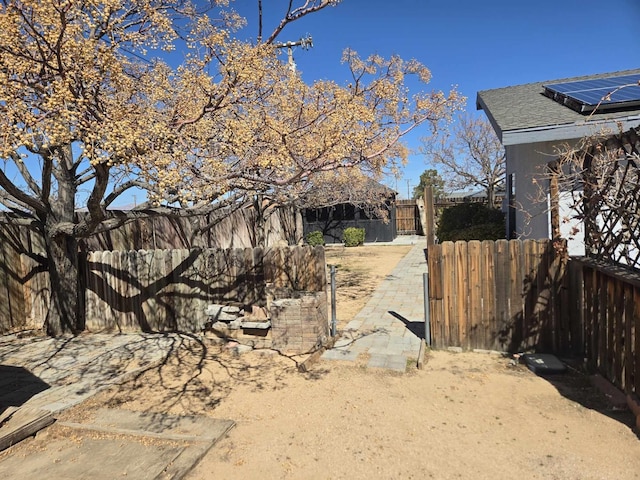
[
  {"left": 330, "top": 265, "right": 337, "bottom": 337},
  {"left": 424, "top": 185, "right": 435, "bottom": 247},
  {"left": 423, "top": 272, "right": 431, "bottom": 346}
]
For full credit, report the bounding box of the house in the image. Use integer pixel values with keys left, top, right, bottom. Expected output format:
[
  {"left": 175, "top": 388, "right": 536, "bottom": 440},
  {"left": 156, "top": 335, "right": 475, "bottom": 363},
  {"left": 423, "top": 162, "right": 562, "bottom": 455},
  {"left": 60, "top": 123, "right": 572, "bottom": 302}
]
[
  {"left": 476, "top": 69, "right": 640, "bottom": 255},
  {"left": 435, "top": 188, "right": 505, "bottom": 208},
  {"left": 301, "top": 181, "right": 397, "bottom": 244}
]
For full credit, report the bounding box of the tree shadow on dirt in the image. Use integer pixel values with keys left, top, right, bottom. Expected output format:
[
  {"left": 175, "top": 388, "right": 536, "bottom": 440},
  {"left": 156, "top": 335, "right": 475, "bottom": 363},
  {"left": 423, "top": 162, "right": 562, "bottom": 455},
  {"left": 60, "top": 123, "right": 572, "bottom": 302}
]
[
  {"left": 519, "top": 360, "right": 638, "bottom": 438},
  {"left": 68, "top": 333, "right": 331, "bottom": 419},
  {"left": 0, "top": 332, "right": 330, "bottom": 428}
]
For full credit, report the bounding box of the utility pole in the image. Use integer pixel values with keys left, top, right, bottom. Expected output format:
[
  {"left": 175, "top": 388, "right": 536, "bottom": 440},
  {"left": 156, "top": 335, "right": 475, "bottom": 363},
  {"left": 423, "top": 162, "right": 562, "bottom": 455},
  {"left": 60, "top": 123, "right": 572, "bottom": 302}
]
[{"left": 273, "top": 35, "right": 313, "bottom": 72}]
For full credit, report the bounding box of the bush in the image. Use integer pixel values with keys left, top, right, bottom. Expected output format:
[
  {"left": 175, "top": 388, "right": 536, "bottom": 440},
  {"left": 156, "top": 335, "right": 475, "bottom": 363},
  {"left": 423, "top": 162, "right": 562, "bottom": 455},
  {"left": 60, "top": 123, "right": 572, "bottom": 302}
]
[
  {"left": 342, "top": 227, "right": 365, "bottom": 247},
  {"left": 305, "top": 230, "right": 325, "bottom": 246},
  {"left": 437, "top": 203, "right": 505, "bottom": 242}
]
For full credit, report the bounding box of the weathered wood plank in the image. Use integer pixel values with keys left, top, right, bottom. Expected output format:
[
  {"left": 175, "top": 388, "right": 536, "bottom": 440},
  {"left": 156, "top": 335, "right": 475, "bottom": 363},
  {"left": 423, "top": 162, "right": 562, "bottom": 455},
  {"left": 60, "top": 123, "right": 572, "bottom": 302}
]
[
  {"left": 509, "top": 240, "right": 523, "bottom": 352},
  {"left": 455, "top": 241, "right": 469, "bottom": 350},
  {"left": 481, "top": 240, "right": 495, "bottom": 351},
  {"left": 612, "top": 278, "right": 623, "bottom": 388},
  {"left": 597, "top": 270, "right": 608, "bottom": 372},
  {"left": 427, "top": 244, "right": 443, "bottom": 348},
  {"left": 635, "top": 288, "right": 640, "bottom": 396},
  {"left": 567, "top": 259, "right": 584, "bottom": 356},
  {"left": 535, "top": 240, "right": 551, "bottom": 350},
  {"left": 0, "top": 407, "right": 55, "bottom": 452},
  {"left": 493, "top": 239, "right": 509, "bottom": 351},
  {"left": 468, "top": 240, "right": 482, "bottom": 350},
  {"left": 441, "top": 242, "right": 455, "bottom": 347},
  {"left": 522, "top": 240, "right": 537, "bottom": 350},
  {"left": 623, "top": 283, "right": 634, "bottom": 394}
]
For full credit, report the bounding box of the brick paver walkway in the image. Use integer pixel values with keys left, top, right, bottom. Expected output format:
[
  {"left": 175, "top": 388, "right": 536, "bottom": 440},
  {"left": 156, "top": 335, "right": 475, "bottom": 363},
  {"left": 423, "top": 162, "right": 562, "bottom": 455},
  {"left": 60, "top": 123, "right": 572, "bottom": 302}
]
[{"left": 321, "top": 237, "right": 427, "bottom": 372}]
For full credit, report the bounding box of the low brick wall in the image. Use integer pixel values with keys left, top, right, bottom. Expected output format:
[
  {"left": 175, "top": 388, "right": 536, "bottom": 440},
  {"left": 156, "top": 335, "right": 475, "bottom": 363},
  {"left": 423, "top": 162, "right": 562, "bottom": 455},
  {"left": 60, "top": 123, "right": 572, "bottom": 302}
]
[{"left": 270, "top": 292, "right": 329, "bottom": 352}]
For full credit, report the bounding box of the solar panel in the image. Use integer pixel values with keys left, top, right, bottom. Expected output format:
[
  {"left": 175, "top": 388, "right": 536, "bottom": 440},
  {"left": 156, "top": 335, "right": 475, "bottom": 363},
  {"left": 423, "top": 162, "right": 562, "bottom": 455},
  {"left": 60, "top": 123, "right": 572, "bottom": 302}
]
[{"left": 543, "top": 73, "right": 640, "bottom": 113}]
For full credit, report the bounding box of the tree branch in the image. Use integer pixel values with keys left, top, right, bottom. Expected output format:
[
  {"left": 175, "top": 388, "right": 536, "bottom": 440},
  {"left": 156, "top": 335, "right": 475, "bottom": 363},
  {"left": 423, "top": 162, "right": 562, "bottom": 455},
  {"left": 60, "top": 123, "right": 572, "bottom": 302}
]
[
  {"left": 265, "top": 0, "right": 337, "bottom": 44},
  {"left": 0, "top": 167, "right": 47, "bottom": 216}
]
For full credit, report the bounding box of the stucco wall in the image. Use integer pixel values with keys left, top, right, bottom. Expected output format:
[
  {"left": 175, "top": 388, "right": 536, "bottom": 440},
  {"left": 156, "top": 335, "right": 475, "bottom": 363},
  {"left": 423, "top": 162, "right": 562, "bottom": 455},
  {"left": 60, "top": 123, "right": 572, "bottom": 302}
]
[{"left": 505, "top": 139, "right": 582, "bottom": 250}]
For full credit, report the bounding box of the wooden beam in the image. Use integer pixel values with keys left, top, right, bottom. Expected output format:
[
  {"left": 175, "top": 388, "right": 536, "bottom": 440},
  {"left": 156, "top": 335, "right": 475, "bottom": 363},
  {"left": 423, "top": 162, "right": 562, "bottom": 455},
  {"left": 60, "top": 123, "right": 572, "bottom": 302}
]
[{"left": 0, "top": 407, "right": 55, "bottom": 452}]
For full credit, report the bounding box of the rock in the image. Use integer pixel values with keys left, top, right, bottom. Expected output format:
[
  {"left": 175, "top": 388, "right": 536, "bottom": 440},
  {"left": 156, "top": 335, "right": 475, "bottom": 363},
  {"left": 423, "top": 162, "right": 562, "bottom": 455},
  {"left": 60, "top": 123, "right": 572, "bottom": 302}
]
[
  {"left": 206, "top": 304, "right": 241, "bottom": 322},
  {"left": 245, "top": 305, "right": 269, "bottom": 321}
]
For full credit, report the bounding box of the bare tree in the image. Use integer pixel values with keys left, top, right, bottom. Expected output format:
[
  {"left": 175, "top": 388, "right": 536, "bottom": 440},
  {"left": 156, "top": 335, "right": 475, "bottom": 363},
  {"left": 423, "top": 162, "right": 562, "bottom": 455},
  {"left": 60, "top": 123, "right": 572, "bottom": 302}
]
[{"left": 422, "top": 114, "right": 505, "bottom": 208}]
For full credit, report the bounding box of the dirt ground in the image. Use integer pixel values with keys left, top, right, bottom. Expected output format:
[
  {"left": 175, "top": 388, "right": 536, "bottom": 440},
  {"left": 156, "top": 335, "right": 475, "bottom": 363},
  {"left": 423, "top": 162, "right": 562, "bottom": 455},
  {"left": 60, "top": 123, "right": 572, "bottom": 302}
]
[{"left": 4, "top": 244, "right": 640, "bottom": 479}]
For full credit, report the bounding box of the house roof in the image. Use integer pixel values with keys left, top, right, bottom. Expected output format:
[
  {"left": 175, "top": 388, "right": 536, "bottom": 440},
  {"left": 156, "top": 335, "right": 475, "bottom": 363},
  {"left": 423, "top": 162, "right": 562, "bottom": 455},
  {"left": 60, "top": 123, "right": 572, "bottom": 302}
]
[{"left": 476, "top": 69, "right": 640, "bottom": 146}]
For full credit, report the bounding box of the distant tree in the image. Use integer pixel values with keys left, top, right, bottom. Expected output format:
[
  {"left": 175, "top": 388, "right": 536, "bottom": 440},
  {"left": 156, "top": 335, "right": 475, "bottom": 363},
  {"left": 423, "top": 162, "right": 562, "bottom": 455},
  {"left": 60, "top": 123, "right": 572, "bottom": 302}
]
[
  {"left": 412, "top": 169, "right": 445, "bottom": 199},
  {"left": 423, "top": 114, "right": 505, "bottom": 208},
  {"left": 295, "top": 169, "right": 395, "bottom": 218},
  {"left": 437, "top": 203, "right": 505, "bottom": 241}
]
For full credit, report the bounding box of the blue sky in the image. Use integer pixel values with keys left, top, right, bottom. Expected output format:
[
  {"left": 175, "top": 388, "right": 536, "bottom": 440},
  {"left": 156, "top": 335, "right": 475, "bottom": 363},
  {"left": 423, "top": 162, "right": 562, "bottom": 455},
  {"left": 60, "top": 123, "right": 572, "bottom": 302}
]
[{"left": 230, "top": 0, "right": 640, "bottom": 198}]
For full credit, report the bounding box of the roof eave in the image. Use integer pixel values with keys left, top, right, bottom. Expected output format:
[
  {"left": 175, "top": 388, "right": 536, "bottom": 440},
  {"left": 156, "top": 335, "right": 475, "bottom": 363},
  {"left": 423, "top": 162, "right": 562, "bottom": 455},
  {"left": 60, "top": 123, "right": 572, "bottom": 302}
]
[
  {"left": 476, "top": 93, "right": 504, "bottom": 143},
  {"left": 500, "top": 116, "right": 640, "bottom": 146}
]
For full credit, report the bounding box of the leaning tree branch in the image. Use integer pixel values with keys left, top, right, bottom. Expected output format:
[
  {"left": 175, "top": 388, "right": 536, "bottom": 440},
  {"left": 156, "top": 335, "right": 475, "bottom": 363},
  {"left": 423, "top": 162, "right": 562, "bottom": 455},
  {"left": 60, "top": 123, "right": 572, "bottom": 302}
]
[{"left": 0, "top": 167, "right": 47, "bottom": 216}]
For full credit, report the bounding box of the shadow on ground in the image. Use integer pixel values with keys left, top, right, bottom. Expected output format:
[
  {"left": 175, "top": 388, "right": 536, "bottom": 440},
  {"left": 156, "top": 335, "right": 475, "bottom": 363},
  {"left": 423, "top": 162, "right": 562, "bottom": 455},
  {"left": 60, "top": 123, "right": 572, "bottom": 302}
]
[
  {"left": 0, "top": 332, "right": 331, "bottom": 419},
  {"left": 388, "top": 311, "right": 425, "bottom": 339},
  {"left": 72, "top": 334, "right": 331, "bottom": 416},
  {"left": 521, "top": 359, "right": 638, "bottom": 439},
  {"left": 0, "top": 365, "right": 50, "bottom": 415}
]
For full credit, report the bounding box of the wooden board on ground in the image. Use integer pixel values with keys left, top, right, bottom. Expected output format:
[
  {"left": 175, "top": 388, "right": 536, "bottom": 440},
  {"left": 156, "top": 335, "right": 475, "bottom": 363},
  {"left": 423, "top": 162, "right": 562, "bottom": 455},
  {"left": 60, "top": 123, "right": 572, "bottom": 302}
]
[{"left": 0, "top": 406, "right": 55, "bottom": 451}]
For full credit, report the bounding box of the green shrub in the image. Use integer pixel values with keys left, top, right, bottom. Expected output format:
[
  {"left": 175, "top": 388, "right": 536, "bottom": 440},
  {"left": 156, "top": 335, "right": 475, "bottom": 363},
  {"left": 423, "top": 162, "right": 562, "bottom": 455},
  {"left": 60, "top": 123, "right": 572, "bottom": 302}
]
[
  {"left": 437, "top": 203, "right": 505, "bottom": 241},
  {"left": 342, "top": 227, "right": 365, "bottom": 247},
  {"left": 305, "top": 230, "right": 325, "bottom": 246}
]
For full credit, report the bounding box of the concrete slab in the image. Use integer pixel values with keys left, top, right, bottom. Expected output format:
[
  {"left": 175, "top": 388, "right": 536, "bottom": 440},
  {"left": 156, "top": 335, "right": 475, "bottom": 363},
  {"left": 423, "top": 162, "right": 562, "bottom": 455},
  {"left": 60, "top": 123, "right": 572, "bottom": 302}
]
[
  {"left": 321, "top": 349, "right": 359, "bottom": 362},
  {"left": 367, "top": 354, "right": 407, "bottom": 372},
  {"left": 0, "top": 408, "right": 235, "bottom": 480},
  {"left": 0, "top": 333, "right": 178, "bottom": 415},
  {"left": 386, "top": 355, "right": 409, "bottom": 372},
  {"left": 0, "top": 333, "right": 208, "bottom": 452},
  {"left": 367, "top": 354, "right": 388, "bottom": 368}
]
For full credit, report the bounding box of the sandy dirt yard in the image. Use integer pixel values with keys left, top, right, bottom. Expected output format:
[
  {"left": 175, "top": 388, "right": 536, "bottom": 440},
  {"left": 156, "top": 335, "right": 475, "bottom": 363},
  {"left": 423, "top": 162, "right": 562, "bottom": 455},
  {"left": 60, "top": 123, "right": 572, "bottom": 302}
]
[{"left": 4, "top": 243, "right": 640, "bottom": 479}]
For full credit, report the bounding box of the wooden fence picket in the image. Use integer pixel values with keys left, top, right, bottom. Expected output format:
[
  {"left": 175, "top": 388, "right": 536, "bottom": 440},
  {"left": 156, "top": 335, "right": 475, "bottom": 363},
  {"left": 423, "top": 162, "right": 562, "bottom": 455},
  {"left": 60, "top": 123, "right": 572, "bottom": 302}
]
[{"left": 428, "top": 239, "right": 572, "bottom": 354}]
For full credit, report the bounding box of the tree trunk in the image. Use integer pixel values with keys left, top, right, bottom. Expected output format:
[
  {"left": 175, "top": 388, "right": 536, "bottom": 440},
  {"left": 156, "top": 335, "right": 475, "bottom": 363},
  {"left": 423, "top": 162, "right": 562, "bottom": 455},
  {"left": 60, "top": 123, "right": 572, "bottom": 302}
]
[
  {"left": 44, "top": 229, "right": 83, "bottom": 336},
  {"left": 254, "top": 194, "right": 267, "bottom": 247},
  {"left": 487, "top": 184, "right": 496, "bottom": 209}
]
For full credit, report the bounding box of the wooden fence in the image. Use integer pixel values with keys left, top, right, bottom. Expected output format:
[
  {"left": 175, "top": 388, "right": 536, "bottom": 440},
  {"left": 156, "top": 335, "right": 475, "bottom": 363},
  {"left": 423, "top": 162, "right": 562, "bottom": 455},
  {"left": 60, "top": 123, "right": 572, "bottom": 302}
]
[
  {"left": 0, "top": 226, "right": 29, "bottom": 332},
  {"left": 0, "top": 206, "right": 304, "bottom": 333},
  {"left": 427, "top": 239, "right": 581, "bottom": 354},
  {"left": 575, "top": 257, "right": 640, "bottom": 396},
  {"left": 2, "top": 245, "right": 326, "bottom": 334}
]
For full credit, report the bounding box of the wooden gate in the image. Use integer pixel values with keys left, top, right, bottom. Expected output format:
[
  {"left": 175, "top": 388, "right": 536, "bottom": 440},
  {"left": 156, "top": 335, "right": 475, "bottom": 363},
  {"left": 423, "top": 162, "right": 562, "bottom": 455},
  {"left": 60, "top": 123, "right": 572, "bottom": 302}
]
[
  {"left": 426, "top": 239, "right": 578, "bottom": 353},
  {"left": 396, "top": 200, "right": 419, "bottom": 234}
]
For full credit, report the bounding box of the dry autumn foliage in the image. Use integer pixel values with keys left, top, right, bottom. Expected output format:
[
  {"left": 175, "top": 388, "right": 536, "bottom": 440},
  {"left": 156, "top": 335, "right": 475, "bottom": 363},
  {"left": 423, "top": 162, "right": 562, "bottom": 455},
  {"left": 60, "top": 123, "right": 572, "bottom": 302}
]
[{"left": 0, "top": 0, "right": 464, "bottom": 335}]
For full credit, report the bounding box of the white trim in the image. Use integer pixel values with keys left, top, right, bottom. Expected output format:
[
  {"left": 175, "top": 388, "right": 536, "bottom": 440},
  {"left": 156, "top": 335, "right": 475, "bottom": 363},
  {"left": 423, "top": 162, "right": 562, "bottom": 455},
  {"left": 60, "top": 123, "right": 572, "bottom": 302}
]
[{"left": 502, "top": 117, "right": 640, "bottom": 146}]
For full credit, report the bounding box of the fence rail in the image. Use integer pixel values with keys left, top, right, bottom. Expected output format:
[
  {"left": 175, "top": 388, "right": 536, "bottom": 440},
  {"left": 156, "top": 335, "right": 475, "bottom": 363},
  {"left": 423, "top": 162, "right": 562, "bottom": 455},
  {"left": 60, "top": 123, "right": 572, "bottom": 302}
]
[{"left": 427, "top": 239, "right": 578, "bottom": 354}]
